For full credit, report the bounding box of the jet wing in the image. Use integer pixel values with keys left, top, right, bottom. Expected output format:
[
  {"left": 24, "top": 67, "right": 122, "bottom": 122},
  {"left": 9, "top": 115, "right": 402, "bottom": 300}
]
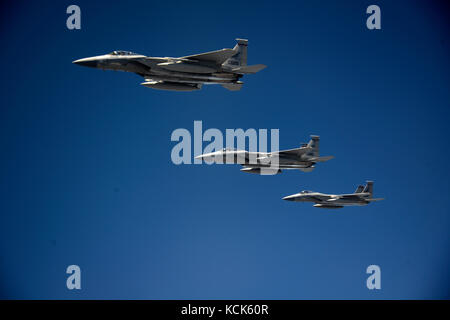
[
  {"left": 271, "top": 147, "right": 313, "bottom": 157},
  {"left": 181, "top": 48, "right": 237, "bottom": 64},
  {"left": 311, "top": 195, "right": 331, "bottom": 202}
]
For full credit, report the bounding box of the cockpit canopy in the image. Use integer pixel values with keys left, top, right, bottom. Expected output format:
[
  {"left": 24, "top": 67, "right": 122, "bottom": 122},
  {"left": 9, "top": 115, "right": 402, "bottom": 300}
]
[
  {"left": 109, "top": 50, "right": 137, "bottom": 56},
  {"left": 301, "top": 190, "right": 313, "bottom": 194}
]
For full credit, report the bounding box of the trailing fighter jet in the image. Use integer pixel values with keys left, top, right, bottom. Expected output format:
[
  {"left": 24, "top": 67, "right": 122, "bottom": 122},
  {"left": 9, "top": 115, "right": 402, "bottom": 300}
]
[
  {"left": 282, "top": 181, "right": 384, "bottom": 209},
  {"left": 195, "top": 135, "right": 333, "bottom": 175},
  {"left": 72, "top": 39, "right": 266, "bottom": 91}
]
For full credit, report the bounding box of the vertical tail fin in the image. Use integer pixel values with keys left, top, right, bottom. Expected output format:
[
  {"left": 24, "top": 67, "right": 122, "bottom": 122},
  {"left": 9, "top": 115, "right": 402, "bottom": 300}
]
[
  {"left": 223, "top": 38, "right": 248, "bottom": 67},
  {"left": 306, "top": 135, "right": 320, "bottom": 157},
  {"left": 354, "top": 185, "right": 365, "bottom": 193},
  {"left": 363, "top": 181, "right": 374, "bottom": 197}
]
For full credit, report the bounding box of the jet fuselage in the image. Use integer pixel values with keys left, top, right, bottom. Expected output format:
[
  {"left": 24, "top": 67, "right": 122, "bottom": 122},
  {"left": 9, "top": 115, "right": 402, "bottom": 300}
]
[
  {"left": 282, "top": 181, "right": 383, "bottom": 209},
  {"left": 73, "top": 40, "right": 265, "bottom": 91},
  {"left": 73, "top": 53, "right": 241, "bottom": 88},
  {"left": 283, "top": 192, "right": 371, "bottom": 206},
  {"left": 196, "top": 150, "right": 315, "bottom": 170}
]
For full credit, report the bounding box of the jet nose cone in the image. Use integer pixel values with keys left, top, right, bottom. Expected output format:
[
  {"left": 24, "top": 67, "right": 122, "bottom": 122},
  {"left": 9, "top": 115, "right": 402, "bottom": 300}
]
[
  {"left": 195, "top": 154, "right": 209, "bottom": 161},
  {"left": 195, "top": 151, "right": 219, "bottom": 160},
  {"left": 72, "top": 58, "right": 98, "bottom": 68},
  {"left": 282, "top": 195, "right": 298, "bottom": 201}
]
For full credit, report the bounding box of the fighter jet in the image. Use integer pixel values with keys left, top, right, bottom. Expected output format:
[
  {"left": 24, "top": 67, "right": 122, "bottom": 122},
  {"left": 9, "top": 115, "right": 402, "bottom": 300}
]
[
  {"left": 195, "top": 135, "right": 333, "bottom": 175},
  {"left": 72, "top": 39, "right": 265, "bottom": 91},
  {"left": 282, "top": 181, "right": 384, "bottom": 209}
]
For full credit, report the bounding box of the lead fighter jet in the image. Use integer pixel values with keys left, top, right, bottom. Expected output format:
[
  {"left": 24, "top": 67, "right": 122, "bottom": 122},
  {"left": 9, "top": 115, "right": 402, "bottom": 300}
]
[
  {"left": 72, "top": 39, "right": 265, "bottom": 91},
  {"left": 282, "top": 181, "right": 384, "bottom": 208},
  {"left": 195, "top": 135, "right": 334, "bottom": 175}
]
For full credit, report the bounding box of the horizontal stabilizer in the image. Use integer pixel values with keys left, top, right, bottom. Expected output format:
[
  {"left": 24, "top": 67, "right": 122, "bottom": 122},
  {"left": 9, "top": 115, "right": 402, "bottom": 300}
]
[
  {"left": 221, "top": 82, "right": 243, "bottom": 91},
  {"left": 232, "top": 64, "right": 267, "bottom": 74},
  {"left": 366, "top": 198, "right": 384, "bottom": 202},
  {"left": 309, "top": 155, "right": 334, "bottom": 162}
]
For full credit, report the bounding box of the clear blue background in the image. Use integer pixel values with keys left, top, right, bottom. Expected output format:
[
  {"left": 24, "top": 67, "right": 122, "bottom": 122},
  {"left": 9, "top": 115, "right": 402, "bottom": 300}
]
[{"left": 0, "top": 0, "right": 449, "bottom": 299}]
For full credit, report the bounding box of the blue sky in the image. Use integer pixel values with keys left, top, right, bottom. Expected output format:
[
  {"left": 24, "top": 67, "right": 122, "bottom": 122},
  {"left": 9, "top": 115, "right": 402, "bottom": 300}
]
[{"left": 0, "top": 0, "right": 449, "bottom": 299}]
